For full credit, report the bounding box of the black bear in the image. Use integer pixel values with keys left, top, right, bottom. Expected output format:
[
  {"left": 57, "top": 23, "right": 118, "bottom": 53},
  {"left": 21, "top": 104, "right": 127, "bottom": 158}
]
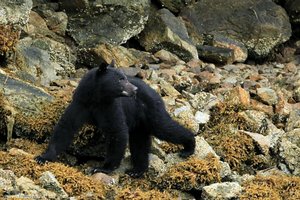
[{"left": 36, "top": 60, "right": 195, "bottom": 178}]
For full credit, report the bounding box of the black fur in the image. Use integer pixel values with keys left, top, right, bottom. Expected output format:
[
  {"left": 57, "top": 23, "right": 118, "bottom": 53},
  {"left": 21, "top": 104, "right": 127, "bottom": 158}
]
[{"left": 35, "top": 61, "right": 195, "bottom": 178}]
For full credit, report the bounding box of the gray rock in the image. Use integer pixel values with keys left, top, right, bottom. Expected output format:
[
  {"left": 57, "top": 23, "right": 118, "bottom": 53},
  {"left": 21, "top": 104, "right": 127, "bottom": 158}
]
[
  {"left": 0, "top": 0, "right": 32, "bottom": 26},
  {"left": 194, "top": 136, "right": 219, "bottom": 160},
  {"left": 67, "top": 0, "right": 150, "bottom": 47},
  {"left": 181, "top": 0, "right": 292, "bottom": 58},
  {"left": 139, "top": 8, "right": 198, "bottom": 62},
  {"left": 38, "top": 9, "right": 68, "bottom": 36},
  {"left": 202, "top": 182, "right": 242, "bottom": 200},
  {"left": 276, "top": 128, "right": 300, "bottom": 176},
  {"left": 0, "top": 70, "right": 53, "bottom": 116},
  {"left": 39, "top": 171, "right": 68, "bottom": 199},
  {"left": 286, "top": 109, "right": 300, "bottom": 132},
  {"left": 15, "top": 37, "right": 76, "bottom": 85}
]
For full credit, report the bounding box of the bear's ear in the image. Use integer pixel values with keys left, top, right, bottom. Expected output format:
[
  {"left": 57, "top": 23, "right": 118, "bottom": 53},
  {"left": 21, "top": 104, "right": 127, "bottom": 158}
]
[
  {"left": 98, "top": 60, "right": 115, "bottom": 73},
  {"left": 108, "top": 59, "right": 115, "bottom": 68}
]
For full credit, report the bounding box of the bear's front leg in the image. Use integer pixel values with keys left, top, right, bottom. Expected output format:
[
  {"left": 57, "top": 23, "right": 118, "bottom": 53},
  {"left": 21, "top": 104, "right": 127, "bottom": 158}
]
[{"left": 35, "top": 101, "right": 90, "bottom": 164}]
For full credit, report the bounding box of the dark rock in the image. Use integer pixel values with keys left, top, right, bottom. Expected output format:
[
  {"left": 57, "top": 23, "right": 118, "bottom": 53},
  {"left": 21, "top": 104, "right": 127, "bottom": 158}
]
[
  {"left": 66, "top": 0, "right": 150, "bottom": 47},
  {"left": 180, "top": 0, "right": 292, "bottom": 59},
  {"left": 157, "top": 0, "right": 194, "bottom": 13},
  {"left": 285, "top": 0, "right": 300, "bottom": 24},
  {"left": 197, "top": 45, "right": 234, "bottom": 64},
  {"left": 209, "top": 35, "right": 248, "bottom": 63},
  {"left": 139, "top": 8, "right": 198, "bottom": 62}
]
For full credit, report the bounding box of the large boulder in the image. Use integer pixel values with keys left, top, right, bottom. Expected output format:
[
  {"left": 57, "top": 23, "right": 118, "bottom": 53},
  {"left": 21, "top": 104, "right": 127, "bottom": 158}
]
[
  {"left": 64, "top": 0, "right": 150, "bottom": 47},
  {"left": 139, "top": 8, "right": 198, "bottom": 62},
  {"left": 180, "top": 0, "right": 292, "bottom": 59}
]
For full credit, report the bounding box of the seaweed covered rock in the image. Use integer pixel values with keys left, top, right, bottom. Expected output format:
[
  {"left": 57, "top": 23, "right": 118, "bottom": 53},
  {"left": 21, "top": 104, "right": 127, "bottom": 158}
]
[
  {"left": 157, "top": 155, "right": 221, "bottom": 191},
  {"left": 240, "top": 175, "right": 300, "bottom": 199},
  {"left": 0, "top": 150, "right": 107, "bottom": 199}
]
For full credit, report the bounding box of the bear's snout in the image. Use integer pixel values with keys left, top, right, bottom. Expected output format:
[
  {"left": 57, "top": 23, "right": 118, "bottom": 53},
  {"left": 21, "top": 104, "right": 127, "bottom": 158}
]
[{"left": 121, "top": 81, "right": 138, "bottom": 97}]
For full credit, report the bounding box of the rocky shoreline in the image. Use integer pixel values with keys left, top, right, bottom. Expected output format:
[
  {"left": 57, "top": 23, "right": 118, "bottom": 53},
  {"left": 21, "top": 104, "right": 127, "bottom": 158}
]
[{"left": 0, "top": 0, "right": 299, "bottom": 199}]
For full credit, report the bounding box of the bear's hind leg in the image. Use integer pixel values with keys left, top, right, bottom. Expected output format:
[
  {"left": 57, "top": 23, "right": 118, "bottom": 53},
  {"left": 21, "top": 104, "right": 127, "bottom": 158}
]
[{"left": 151, "top": 111, "right": 195, "bottom": 158}]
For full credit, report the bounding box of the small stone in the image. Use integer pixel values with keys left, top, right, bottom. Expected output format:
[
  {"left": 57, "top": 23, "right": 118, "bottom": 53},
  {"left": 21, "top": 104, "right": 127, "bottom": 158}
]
[
  {"left": 224, "top": 86, "right": 250, "bottom": 106},
  {"left": 91, "top": 173, "right": 116, "bottom": 186},
  {"left": 257, "top": 87, "right": 278, "bottom": 105},
  {"left": 202, "top": 182, "right": 242, "bottom": 200},
  {"left": 154, "top": 49, "right": 181, "bottom": 64},
  {"left": 39, "top": 171, "right": 68, "bottom": 198},
  {"left": 195, "top": 111, "right": 210, "bottom": 124}
]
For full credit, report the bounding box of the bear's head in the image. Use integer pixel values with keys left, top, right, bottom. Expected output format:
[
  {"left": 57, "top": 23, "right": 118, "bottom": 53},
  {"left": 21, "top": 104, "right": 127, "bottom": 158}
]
[
  {"left": 74, "top": 60, "right": 138, "bottom": 103},
  {"left": 97, "top": 60, "right": 138, "bottom": 98}
]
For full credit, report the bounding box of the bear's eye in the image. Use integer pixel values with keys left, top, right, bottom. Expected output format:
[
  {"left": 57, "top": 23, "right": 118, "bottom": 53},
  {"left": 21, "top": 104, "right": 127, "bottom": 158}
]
[{"left": 119, "top": 77, "right": 125, "bottom": 81}]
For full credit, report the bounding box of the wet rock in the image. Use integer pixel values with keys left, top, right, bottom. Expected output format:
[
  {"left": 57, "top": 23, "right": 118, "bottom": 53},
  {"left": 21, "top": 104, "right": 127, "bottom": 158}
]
[
  {"left": 82, "top": 44, "right": 154, "bottom": 68},
  {"left": 39, "top": 171, "right": 68, "bottom": 199},
  {"left": 181, "top": 0, "right": 292, "bottom": 58},
  {"left": 210, "top": 35, "right": 248, "bottom": 63},
  {"left": 67, "top": 0, "right": 150, "bottom": 47},
  {"left": 139, "top": 8, "right": 198, "bottom": 62},
  {"left": 275, "top": 128, "right": 300, "bottom": 176},
  {"left": 197, "top": 45, "right": 234, "bottom": 64},
  {"left": 15, "top": 176, "right": 57, "bottom": 199},
  {"left": 202, "top": 182, "right": 242, "bottom": 200},
  {"left": 257, "top": 87, "right": 278, "bottom": 105},
  {"left": 0, "top": 0, "right": 32, "bottom": 26}
]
